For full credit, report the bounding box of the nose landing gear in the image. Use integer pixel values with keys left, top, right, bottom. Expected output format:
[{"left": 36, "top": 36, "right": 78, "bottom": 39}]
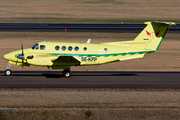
[
  {"left": 5, "top": 63, "right": 12, "bottom": 76},
  {"left": 5, "top": 69, "right": 12, "bottom": 76}
]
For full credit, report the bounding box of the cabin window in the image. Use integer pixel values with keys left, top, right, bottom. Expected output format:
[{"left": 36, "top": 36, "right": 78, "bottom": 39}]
[
  {"left": 104, "top": 48, "right": 108, "bottom": 52},
  {"left": 55, "top": 46, "right": 60, "bottom": 50},
  {"left": 32, "top": 43, "right": 39, "bottom": 50},
  {"left": 61, "top": 46, "right": 66, "bottom": 51},
  {"left": 68, "top": 46, "right": 73, "bottom": 51},
  {"left": 40, "top": 45, "right": 46, "bottom": 50},
  {"left": 83, "top": 47, "right": 87, "bottom": 51},
  {"left": 74, "top": 46, "right": 79, "bottom": 51}
]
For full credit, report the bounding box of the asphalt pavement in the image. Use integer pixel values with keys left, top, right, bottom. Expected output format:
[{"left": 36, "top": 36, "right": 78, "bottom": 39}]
[
  {"left": 0, "top": 23, "right": 179, "bottom": 32},
  {"left": 0, "top": 71, "right": 180, "bottom": 89}
]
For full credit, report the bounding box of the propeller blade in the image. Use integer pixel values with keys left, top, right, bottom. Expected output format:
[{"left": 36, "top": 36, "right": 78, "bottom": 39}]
[
  {"left": 22, "top": 59, "right": 23, "bottom": 68},
  {"left": 16, "top": 44, "right": 25, "bottom": 68},
  {"left": 21, "top": 44, "right": 24, "bottom": 56},
  {"left": 21, "top": 44, "right": 24, "bottom": 68}
]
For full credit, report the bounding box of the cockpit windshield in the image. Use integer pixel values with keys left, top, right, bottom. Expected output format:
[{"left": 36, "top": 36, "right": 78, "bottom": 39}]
[{"left": 32, "top": 43, "right": 39, "bottom": 49}]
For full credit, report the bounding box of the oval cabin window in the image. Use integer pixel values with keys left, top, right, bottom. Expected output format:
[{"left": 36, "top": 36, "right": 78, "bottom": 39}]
[
  {"left": 55, "top": 46, "right": 60, "bottom": 50},
  {"left": 68, "top": 46, "right": 73, "bottom": 51},
  {"left": 61, "top": 46, "right": 66, "bottom": 51},
  {"left": 83, "top": 47, "right": 87, "bottom": 51},
  {"left": 74, "top": 46, "right": 79, "bottom": 51},
  {"left": 104, "top": 48, "right": 108, "bottom": 52}
]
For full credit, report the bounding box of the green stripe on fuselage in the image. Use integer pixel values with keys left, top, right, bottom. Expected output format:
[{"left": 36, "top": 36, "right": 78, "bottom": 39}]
[{"left": 47, "top": 50, "right": 155, "bottom": 57}]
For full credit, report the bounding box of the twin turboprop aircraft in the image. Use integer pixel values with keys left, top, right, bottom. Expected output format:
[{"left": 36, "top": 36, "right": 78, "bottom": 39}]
[{"left": 4, "top": 21, "right": 175, "bottom": 77}]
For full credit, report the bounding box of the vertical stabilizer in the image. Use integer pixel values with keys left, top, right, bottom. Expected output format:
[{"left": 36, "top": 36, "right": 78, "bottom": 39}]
[{"left": 130, "top": 21, "right": 175, "bottom": 51}]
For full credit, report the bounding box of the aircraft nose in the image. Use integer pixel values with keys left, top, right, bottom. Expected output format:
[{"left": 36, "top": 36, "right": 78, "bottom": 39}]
[
  {"left": 4, "top": 50, "right": 25, "bottom": 62},
  {"left": 4, "top": 53, "right": 11, "bottom": 60},
  {"left": 4, "top": 52, "right": 17, "bottom": 61}
]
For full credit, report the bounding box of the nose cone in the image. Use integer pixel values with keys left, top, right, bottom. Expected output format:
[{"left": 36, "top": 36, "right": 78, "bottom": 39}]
[
  {"left": 4, "top": 53, "right": 11, "bottom": 60},
  {"left": 4, "top": 51, "right": 18, "bottom": 62},
  {"left": 4, "top": 48, "right": 30, "bottom": 61}
]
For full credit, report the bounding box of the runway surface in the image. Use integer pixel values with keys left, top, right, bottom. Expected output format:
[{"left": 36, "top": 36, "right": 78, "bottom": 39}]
[
  {"left": 0, "top": 71, "right": 180, "bottom": 89},
  {"left": 0, "top": 23, "right": 179, "bottom": 32}
]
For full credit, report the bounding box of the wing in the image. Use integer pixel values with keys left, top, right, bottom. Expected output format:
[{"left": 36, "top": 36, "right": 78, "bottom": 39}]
[{"left": 26, "top": 53, "right": 80, "bottom": 67}]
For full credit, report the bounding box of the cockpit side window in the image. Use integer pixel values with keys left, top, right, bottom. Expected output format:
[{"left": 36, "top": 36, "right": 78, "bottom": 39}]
[
  {"left": 32, "top": 43, "right": 39, "bottom": 50},
  {"left": 40, "top": 45, "right": 46, "bottom": 50}
]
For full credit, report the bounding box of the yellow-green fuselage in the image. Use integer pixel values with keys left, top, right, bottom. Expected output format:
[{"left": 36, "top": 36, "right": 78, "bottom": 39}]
[{"left": 4, "top": 41, "right": 151, "bottom": 68}]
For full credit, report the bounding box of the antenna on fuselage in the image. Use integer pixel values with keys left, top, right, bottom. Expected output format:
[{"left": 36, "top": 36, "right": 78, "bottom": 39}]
[{"left": 87, "top": 39, "right": 91, "bottom": 43}]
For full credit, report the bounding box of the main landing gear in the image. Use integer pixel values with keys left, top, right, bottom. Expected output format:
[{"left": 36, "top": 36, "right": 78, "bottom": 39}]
[
  {"left": 62, "top": 69, "right": 71, "bottom": 77},
  {"left": 5, "top": 63, "right": 12, "bottom": 76}
]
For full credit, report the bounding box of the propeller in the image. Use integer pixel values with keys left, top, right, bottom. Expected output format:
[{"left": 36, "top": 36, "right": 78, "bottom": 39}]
[
  {"left": 16, "top": 44, "right": 34, "bottom": 68},
  {"left": 21, "top": 44, "right": 24, "bottom": 68},
  {"left": 17, "top": 44, "right": 25, "bottom": 68}
]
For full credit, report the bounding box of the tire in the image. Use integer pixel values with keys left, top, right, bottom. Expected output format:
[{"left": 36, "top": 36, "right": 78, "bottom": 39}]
[
  {"left": 62, "top": 69, "right": 71, "bottom": 77},
  {"left": 64, "top": 72, "right": 70, "bottom": 77},
  {"left": 5, "top": 69, "right": 12, "bottom": 76}
]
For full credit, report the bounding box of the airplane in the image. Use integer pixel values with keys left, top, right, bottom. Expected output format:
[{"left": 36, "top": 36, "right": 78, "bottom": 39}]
[{"left": 4, "top": 21, "right": 175, "bottom": 77}]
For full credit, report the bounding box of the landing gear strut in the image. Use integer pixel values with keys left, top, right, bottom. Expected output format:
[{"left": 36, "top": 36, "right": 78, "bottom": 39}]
[
  {"left": 62, "top": 69, "right": 71, "bottom": 77},
  {"left": 5, "top": 63, "right": 12, "bottom": 76}
]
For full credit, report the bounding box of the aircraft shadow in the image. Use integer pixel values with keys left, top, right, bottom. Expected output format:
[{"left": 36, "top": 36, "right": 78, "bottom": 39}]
[
  {"left": 45, "top": 73, "right": 138, "bottom": 78},
  {"left": 2, "top": 71, "right": 179, "bottom": 78},
  {"left": 72, "top": 73, "right": 138, "bottom": 76},
  {"left": 0, "top": 71, "right": 138, "bottom": 78},
  {"left": 1, "top": 74, "right": 64, "bottom": 78},
  {"left": 42, "top": 74, "right": 64, "bottom": 78}
]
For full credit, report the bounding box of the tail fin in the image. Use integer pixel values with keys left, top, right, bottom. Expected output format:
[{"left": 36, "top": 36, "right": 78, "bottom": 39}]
[{"left": 130, "top": 21, "right": 175, "bottom": 51}]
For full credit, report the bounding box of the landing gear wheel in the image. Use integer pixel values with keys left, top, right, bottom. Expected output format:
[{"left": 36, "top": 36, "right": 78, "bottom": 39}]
[
  {"left": 5, "top": 69, "right": 12, "bottom": 76},
  {"left": 62, "top": 69, "right": 71, "bottom": 77}
]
